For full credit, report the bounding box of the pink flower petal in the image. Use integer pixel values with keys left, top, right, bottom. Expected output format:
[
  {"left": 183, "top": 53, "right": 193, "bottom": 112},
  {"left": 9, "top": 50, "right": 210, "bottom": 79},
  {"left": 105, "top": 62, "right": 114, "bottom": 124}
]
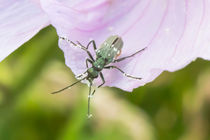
[
  {"left": 0, "top": 0, "right": 50, "bottom": 62},
  {"left": 41, "top": 0, "right": 210, "bottom": 91}
]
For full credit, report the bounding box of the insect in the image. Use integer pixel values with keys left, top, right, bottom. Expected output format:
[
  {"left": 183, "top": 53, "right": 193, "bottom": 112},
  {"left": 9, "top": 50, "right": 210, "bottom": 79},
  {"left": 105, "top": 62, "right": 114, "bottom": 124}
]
[{"left": 51, "top": 35, "right": 146, "bottom": 118}]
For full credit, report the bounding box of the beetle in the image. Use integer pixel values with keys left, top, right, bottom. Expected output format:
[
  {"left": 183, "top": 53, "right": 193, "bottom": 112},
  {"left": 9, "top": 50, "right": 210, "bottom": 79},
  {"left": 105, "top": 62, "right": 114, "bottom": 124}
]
[{"left": 52, "top": 35, "right": 146, "bottom": 118}]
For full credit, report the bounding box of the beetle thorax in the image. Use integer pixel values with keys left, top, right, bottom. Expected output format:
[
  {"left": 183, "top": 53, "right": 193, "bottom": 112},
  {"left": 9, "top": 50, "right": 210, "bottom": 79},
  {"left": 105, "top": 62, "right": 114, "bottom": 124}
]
[
  {"left": 87, "top": 67, "right": 99, "bottom": 79},
  {"left": 87, "top": 57, "right": 106, "bottom": 79},
  {"left": 93, "top": 57, "right": 106, "bottom": 71}
]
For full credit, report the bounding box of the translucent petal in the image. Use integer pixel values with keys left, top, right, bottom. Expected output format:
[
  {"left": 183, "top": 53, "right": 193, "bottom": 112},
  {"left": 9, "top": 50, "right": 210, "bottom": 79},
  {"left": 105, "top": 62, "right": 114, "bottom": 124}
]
[
  {"left": 0, "top": 0, "right": 50, "bottom": 62},
  {"left": 41, "top": 0, "right": 210, "bottom": 91}
]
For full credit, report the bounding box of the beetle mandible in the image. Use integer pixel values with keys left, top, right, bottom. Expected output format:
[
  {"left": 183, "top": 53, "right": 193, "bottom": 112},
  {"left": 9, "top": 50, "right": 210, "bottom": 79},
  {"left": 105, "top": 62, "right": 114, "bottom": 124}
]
[{"left": 52, "top": 35, "right": 147, "bottom": 118}]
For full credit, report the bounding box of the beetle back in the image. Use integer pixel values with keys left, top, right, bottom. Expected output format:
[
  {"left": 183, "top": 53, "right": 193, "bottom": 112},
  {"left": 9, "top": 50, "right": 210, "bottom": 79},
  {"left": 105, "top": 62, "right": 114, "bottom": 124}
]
[{"left": 96, "top": 35, "right": 123, "bottom": 64}]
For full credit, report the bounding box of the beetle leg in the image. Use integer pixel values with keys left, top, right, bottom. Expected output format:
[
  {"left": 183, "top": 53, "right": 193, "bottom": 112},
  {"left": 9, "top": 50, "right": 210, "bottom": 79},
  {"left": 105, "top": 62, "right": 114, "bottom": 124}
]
[
  {"left": 59, "top": 36, "right": 95, "bottom": 61},
  {"left": 86, "top": 40, "right": 97, "bottom": 53},
  {"left": 104, "top": 66, "right": 142, "bottom": 80},
  {"left": 86, "top": 58, "right": 93, "bottom": 68},
  {"left": 76, "top": 41, "right": 96, "bottom": 61},
  {"left": 75, "top": 71, "right": 88, "bottom": 80},
  {"left": 114, "top": 47, "right": 147, "bottom": 63},
  {"left": 98, "top": 72, "right": 105, "bottom": 88}
]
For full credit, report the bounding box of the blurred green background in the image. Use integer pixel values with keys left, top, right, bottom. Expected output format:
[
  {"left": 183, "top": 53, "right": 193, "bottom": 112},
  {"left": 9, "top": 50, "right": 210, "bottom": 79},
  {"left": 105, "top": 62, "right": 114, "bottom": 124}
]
[{"left": 0, "top": 26, "right": 210, "bottom": 140}]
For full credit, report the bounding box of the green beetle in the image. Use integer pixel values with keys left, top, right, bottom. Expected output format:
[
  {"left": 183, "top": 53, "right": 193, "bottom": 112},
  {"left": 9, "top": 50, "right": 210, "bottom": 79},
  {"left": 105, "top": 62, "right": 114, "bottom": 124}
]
[{"left": 52, "top": 35, "right": 146, "bottom": 118}]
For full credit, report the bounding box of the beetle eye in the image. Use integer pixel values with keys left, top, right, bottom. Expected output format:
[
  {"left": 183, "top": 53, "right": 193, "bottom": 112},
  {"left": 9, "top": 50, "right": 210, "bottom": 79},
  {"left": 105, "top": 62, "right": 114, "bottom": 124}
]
[{"left": 104, "top": 58, "right": 108, "bottom": 62}]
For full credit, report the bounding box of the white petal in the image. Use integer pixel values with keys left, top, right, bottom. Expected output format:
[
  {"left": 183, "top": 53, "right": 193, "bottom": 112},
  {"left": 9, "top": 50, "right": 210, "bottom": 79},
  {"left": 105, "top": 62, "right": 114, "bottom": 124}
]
[
  {"left": 0, "top": 0, "right": 50, "bottom": 62},
  {"left": 41, "top": 0, "right": 210, "bottom": 91}
]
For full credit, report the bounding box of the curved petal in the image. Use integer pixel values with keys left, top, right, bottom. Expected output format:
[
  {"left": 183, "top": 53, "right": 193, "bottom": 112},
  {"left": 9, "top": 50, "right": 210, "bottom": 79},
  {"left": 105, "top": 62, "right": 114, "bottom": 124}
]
[
  {"left": 41, "top": 0, "right": 210, "bottom": 91},
  {"left": 0, "top": 0, "right": 50, "bottom": 62}
]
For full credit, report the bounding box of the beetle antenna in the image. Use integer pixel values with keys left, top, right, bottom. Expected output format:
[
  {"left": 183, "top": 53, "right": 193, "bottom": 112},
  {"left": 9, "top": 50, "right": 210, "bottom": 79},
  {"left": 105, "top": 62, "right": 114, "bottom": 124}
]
[
  {"left": 51, "top": 78, "right": 86, "bottom": 94},
  {"left": 87, "top": 81, "right": 95, "bottom": 119}
]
